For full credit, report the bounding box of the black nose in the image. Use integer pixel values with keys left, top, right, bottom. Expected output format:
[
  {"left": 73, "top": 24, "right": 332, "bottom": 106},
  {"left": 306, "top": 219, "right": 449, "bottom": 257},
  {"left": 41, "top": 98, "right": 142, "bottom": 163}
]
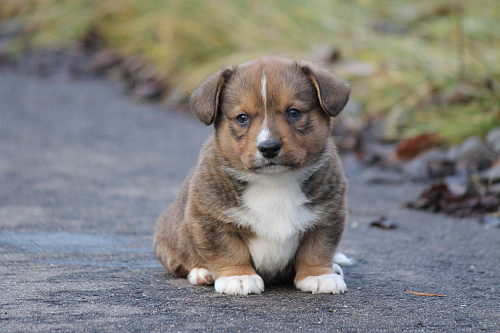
[{"left": 258, "top": 140, "right": 282, "bottom": 159}]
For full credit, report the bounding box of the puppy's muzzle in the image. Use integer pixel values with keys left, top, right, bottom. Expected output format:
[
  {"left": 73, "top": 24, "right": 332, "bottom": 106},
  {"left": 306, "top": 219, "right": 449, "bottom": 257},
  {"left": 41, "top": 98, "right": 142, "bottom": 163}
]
[{"left": 258, "top": 140, "right": 282, "bottom": 159}]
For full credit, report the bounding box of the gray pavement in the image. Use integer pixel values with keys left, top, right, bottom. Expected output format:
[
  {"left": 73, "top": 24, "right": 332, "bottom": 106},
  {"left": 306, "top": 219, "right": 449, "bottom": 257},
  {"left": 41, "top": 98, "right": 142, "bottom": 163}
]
[{"left": 0, "top": 70, "right": 499, "bottom": 332}]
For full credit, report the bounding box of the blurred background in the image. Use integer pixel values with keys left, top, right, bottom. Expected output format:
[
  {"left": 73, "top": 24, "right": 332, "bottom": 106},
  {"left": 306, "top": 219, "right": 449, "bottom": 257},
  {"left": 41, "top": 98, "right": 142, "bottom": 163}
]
[{"left": 1, "top": 0, "right": 499, "bottom": 149}]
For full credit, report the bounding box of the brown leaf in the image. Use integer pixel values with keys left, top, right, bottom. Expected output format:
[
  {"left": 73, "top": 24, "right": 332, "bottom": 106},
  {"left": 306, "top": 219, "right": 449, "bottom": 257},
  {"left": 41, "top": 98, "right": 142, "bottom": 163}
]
[
  {"left": 396, "top": 133, "right": 440, "bottom": 161},
  {"left": 407, "top": 176, "right": 500, "bottom": 217}
]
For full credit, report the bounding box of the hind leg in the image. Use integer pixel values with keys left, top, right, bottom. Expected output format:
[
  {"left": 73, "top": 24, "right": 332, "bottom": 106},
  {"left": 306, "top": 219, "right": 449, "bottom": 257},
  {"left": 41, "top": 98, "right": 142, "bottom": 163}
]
[
  {"left": 153, "top": 237, "right": 190, "bottom": 278},
  {"left": 153, "top": 211, "right": 203, "bottom": 278}
]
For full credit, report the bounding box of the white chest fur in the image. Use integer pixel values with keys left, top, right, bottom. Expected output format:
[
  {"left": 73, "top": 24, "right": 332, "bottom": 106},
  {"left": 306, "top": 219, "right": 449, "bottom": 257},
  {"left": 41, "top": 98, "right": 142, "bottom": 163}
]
[{"left": 226, "top": 170, "right": 319, "bottom": 279}]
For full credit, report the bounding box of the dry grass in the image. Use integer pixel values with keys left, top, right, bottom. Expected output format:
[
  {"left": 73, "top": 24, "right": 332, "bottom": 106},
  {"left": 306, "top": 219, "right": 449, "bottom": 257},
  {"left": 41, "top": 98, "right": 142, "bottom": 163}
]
[{"left": 1, "top": 0, "right": 499, "bottom": 144}]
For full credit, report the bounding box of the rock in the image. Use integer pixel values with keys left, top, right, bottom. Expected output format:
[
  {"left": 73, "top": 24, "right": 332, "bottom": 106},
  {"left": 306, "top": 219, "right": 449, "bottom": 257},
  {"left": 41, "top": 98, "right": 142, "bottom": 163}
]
[
  {"left": 401, "top": 149, "right": 450, "bottom": 180},
  {"left": 453, "top": 136, "right": 496, "bottom": 171},
  {"left": 428, "top": 159, "right": 456, "bottom": 179},
  {"left": 370, "top": 216, "right": 398, "bottom": 230},
  {"left": 402, "top": 158, "right": 427, "bottom": 181},
  {"left": 446, "top": 145, "right": 460, "bottom": 161},
  {"left": 444, "top": 170, "right": 469, "bottom": 197},
  {"left": 486, "top": 127, "right": 500, "bottom": 153}
]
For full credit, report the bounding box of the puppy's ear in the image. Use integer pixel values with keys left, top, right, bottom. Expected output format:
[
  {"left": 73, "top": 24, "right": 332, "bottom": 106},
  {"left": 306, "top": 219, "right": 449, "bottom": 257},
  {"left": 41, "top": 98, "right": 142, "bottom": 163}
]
[
  {"left": 298, "top": 61, "right": 350, "bottom": 117},
  {"left": 190, "top": 66, "right": 234, "bottom": 125}
]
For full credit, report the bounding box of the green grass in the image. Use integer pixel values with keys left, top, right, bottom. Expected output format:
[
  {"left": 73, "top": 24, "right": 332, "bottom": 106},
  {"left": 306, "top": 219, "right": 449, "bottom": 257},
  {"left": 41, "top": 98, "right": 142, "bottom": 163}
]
[{"left": 2, "top": 0, "right": 499, "bottom": 145}]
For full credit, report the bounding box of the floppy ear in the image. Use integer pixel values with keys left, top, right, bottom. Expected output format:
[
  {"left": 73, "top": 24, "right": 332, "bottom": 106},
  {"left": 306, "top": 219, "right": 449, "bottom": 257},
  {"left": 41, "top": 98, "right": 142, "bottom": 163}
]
[
  {"left": 190, "top": 66, "right": 234, "bottom": 125},
  {"left": 298, "top": 61, "right": 350, "bottom": 117}
]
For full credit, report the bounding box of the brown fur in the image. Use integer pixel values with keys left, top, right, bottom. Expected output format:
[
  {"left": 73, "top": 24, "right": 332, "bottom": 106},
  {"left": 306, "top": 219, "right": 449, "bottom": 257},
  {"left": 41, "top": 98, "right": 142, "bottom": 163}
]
[{"left": 154, "top": 56, "right": 350, "bottom": 293}]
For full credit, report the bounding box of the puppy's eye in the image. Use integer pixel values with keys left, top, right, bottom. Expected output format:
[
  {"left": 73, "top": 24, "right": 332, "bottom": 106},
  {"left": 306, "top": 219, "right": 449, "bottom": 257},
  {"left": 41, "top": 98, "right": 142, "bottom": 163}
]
[
  {"left": 236, "top": 114, "right": 250, "bottom": 125},
  {"left": 285, "top": 108, "right": 302, "bottom": 120}
]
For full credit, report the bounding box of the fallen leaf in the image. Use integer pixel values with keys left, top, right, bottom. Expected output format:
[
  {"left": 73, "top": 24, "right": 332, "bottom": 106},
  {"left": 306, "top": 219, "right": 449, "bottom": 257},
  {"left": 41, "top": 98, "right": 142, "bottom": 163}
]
[
  {"left": 396, "top": 133, "right": 440, "bottom": 161},
  {"left": 370, "top": 216, "right": 397, "bottom": 229},
  {"left": 404, "top": 289, "right": 448, "bottom": 297},
  {"left": 407, "top": 178, "right": 500, "bottom": 218}
]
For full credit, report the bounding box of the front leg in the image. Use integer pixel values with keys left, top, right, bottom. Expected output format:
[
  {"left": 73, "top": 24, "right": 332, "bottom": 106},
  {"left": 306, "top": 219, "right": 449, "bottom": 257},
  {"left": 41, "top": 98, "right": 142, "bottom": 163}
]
[
  {"left": 294, "top": 220, "right": 347, "bottom": 294},
  {"left": 190, "top": 219, "right": 264, "bottom": 295}
]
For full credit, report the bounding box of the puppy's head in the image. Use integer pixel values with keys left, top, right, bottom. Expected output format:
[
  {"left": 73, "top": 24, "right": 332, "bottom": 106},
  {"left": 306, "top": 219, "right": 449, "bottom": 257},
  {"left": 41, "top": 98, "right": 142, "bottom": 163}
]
[{"left": 190, "top": 56, "right": 350, "bottom": 174}]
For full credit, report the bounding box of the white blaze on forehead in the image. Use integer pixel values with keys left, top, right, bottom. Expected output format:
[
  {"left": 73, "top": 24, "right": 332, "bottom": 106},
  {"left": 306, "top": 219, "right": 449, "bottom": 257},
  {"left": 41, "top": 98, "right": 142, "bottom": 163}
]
[
  {"left": 260, "top": 73, "right": 267, "bottom": 108},
  {"left": 257, "top": 72, "right": 270, "bottom": 144}
]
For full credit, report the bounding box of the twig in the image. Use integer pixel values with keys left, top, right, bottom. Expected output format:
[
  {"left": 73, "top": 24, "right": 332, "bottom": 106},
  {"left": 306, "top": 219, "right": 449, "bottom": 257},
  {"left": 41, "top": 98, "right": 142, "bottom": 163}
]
[{"left": 404, "top": 289, "right": 448, "bottom": 297}]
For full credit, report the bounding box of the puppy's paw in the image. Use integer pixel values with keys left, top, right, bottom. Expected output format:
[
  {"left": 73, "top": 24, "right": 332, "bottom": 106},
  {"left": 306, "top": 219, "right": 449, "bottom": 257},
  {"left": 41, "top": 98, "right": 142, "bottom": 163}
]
[
  {"left": 333, "top": 263, "right": 344, "bottom": 277},
  {"left": 214, "top": 275, "right": 264, "bottom": 295},
  {"left": 334, "top": 252, "right": 353, "bottom": 266},
  {"left": 296, "top": 273, "right": 347, "bottom": 294},
  {"left": 188, "top": 268, "right": 214, "bottom": 285}
]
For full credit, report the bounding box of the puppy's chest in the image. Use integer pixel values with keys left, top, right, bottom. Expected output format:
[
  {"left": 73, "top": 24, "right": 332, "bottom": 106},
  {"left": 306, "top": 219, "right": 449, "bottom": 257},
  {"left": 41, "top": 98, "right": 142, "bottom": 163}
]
[{"left": 227, "top": 173, "right": 320, "bottom": 278}]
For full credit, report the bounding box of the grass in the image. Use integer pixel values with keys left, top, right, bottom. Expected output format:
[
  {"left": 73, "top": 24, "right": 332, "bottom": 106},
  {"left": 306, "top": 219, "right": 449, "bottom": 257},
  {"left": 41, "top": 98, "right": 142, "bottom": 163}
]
[{"left": 1, "top": 0, "right": 499, "bottom": 145}]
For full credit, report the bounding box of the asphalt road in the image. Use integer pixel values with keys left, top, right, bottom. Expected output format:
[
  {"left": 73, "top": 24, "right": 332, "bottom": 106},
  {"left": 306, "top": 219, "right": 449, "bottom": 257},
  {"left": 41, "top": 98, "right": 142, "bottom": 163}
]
[{"left": 1, "top": 70, "right": 499, "bottom": 332}]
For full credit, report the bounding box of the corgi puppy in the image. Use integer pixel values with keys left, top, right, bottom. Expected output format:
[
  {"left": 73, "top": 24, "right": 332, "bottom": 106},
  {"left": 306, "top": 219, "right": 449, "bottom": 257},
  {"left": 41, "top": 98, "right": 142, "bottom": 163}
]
[{"left": 154, "top": 56, "right": 351, "bottom": 295}]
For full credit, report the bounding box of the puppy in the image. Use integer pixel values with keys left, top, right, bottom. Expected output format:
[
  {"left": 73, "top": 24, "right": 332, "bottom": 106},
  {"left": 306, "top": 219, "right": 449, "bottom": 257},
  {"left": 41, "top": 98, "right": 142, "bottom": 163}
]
[{"left": 154, "top": 56, "right": 351, "bottom": 295}]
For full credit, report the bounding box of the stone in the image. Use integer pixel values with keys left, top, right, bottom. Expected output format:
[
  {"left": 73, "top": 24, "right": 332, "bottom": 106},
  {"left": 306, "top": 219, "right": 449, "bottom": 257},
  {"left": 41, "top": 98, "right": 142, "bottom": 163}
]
[
  {"left": 486, "top": 127, "right": 500, "bottom": 154},
  {"left": 454, "top": 136, "right": 496, "bottom": 171},
  {"left": 401, "top": 149, "right": 450, "bottom": 181}
]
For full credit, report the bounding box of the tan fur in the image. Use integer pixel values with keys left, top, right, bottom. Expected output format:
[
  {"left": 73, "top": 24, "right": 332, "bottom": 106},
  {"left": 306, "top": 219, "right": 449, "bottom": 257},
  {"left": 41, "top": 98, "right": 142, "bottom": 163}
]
[{"left": 154, "top": 56, "right": 350, "bottom": 294}]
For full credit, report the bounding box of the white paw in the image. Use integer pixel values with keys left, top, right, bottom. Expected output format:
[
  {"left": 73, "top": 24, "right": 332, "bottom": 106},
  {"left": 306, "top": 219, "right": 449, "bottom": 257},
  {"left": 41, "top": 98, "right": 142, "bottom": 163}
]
[
  {"left": 214, "top": 275, "right": 264, "bottom": 295},
  {"left": 334, "top": 252, "right": 353, "bottom": 266},
  {"left": 296, "top": 273, "right": 347, "bottom": 294},
  {"left": 188, "top": 268, "right": 214, "bottom": 285},
  {"left": 332, "top": 263, "right": 344, "bottom": 277}
]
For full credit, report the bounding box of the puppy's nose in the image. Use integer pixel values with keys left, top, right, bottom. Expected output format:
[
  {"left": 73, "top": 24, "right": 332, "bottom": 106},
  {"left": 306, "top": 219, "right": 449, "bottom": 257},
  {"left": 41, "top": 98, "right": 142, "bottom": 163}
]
[{"left": 258, "top": 140, "right": 282, "bottom": 159}]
